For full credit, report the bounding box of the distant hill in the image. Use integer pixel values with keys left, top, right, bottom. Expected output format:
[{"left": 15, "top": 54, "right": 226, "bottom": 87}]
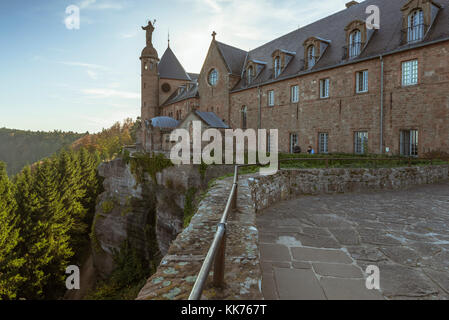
[
  {"left": 0, "top": 119, "right": 140, "bottom": 176},
  {"left": 0, "top": 128, "right": 86, "bottom": 176}
]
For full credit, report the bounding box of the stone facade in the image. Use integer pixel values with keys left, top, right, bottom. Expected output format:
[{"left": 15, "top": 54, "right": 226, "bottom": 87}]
[
  {"left": 140, "top": 0, "right": 449, "bottom": 155},
  {"left": 230, "top": 41, "right": 449, "bottom": 154}
]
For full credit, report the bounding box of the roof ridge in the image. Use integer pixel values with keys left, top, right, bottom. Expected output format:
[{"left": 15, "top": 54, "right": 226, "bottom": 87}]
[
  {"left": 248, "top": 0, "right": 374, "bottom": 54},
  {"left": 216, "top": 40, "right": 247, "bottom": 54}
]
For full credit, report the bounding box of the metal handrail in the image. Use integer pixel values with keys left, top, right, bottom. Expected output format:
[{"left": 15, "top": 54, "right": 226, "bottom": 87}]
[
  {"left": 188, "top": 165, "right": 239, "bottom": 300},
  {"left": 188, "top": 157, "right": 445, "bottom": 299}
]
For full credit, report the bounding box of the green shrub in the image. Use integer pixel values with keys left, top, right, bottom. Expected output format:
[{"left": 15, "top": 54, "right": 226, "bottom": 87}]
[
  {"left": 101, "top": 200, "right": 115, "bottom": 214},
  {"left": 183, "top": 187, "right": 197, "bottom": 228},
  {"left": 129, "top": 153, "right": 173, "bottom": 183}
]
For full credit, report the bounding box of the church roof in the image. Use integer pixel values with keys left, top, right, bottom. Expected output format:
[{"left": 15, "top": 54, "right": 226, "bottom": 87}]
[
  {"left": 162, "top": 83, "right": 199, "bottom": 106},
  {"left": 159, "top": 47, "right": 191, "bottom": 81},
  {"left": 231, "top": 0, "right": 449, "bottom": 91},
  {"left": 150, "top": 116, "right": 179, "bottom": 129},
  {"left": 216, "top": 41, "right": 248, "bottom": 76},
  {"left": 195, "top": 111, "right": 229, "bottom": 129}
]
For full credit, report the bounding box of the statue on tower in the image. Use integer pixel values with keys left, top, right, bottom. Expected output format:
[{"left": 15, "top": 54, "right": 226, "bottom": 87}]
[{"left": 142, "top": 19, "right": 156, "bottom": 46}]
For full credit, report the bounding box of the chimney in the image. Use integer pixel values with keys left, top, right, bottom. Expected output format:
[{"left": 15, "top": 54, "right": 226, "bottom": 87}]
[{"left": 345, "top": 1, "right": 359, "bottom": 8}]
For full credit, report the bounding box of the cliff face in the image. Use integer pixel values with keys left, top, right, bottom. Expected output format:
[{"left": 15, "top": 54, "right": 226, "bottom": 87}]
[{"left": 91, "top": 157, "right": 233, "bottom": 278}]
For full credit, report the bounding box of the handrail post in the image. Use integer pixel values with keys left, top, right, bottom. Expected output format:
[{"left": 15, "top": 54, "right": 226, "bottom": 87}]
[
  {"left": 325, "top": 158, "right": 329, "bottom": 169},
  {"left": 213, "top": 223, "right": 226, "bottom": 287},
  {"left": 408, "top": 158, "right": 411, "bottom": 167},
  {"left": 232, "top": 166, "right": 238, "bottom": 210}
]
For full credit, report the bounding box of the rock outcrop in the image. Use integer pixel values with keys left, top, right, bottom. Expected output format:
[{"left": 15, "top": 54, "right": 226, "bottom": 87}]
[{"left": 91, "top": 157, "right": 233, "bottom": 278}]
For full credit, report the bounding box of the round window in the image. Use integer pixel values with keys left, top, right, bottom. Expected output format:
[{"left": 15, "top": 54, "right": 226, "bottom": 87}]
[
  {"left": 208, "top": 69, "right": 218, "bottom": 86},
  {"left": 161, "top": 83, "right": 171, "bottom": 92}
]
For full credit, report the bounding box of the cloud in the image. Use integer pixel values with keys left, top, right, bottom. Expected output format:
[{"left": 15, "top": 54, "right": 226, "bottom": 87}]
[
  {"left": 58, "top": 61, "right": 109, "bottom": 70},
  {"left": 168, "top": 0, "right": 348, "bottom": 72},
  {"left": 118, "top": 32, "right": 138, "bottom": 39},
  {"left": 82, "top": 88, "right": 140, "bottom": 99},
  {"left": 78, "top": 0, "right": 125, "bottom": 10},
  {"left": 87, "top": 70, "right": 98, "bottom": 80}
]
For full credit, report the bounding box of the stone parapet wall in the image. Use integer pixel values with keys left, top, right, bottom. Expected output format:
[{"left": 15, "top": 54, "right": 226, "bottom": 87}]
[
  {"left": 136, "top": 165, "right": 448, "bottom": 300},
  {"left": 248, "top": 166, "right": 449, "bottom": 212},
  {"left": 136, "top": 177, "right": 263, "bottom": 300}
]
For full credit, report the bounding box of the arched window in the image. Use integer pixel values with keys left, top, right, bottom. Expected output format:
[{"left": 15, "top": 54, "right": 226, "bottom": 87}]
[
  {"left": 307, "top": 45, "right": 316, "bottom": 69},
  {"left": 274, "top": 56, "right": 281, "bottom": 78},
  {"left": 247, "top": 66, "right": 254, "bottom": 84},
  {"left": 349, "top": 29, "right": 362, "bottom": 58},
  {"left": 241, "top": 106, "right": 247, "bottom": 129},
  {"left": 208, "top": 69, "right": 218, "bottom": 86},
  {"left": 408, "top": 9, "right": 424, "bottom": 43}
]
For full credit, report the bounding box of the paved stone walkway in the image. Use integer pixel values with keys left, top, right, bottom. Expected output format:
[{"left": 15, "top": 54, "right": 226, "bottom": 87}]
[{"left": 257, "top": 181, "right": 449, "bottom": 300}]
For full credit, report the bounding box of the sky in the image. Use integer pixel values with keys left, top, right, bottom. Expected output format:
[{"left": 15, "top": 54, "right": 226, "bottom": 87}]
[{"left": 0, "top": 0, "right": 350, "bottom": 133}]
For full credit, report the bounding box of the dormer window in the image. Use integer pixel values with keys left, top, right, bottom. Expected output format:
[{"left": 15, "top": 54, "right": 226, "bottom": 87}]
[
  {"left": 270, "top": 49, "right": 295, "bottom": 78},
  {"left": 247, "top": 66, "right": 254, "bottom": 84},
  {"left": 307, "top": 45, "right": 316, "bottom": 69},
  {"left": 274, "top": 56, "right": 281, "bottom": 78},
  {"left": 344, "top": 20, "right": 368, "bottom": 60},
  {"left": 349, "top": 29, "right": 362, "bottom": 58},
  {"left": 408, "top": 9, "right": 424, "bottom": 43},
  {"left": 401, "top": 0, "right": 441, "bottom": 45},
  {"left": 303, "top": 37, "right": 329, "bottom": 70}
]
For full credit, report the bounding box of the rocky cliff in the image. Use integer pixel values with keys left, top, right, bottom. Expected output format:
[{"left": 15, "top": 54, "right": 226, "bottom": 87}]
[{"left": 91, "top": 156, "right": 233, "bottom": 278}]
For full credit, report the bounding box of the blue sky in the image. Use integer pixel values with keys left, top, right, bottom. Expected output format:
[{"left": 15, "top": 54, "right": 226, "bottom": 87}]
[{"left": 0, "top": 0, "right": 349, "bottom": 133}]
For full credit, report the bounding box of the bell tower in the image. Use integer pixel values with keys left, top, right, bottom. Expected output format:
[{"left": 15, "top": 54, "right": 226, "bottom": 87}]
[{"left": 140, "top": 19, "right": 160, "bottom": 151}]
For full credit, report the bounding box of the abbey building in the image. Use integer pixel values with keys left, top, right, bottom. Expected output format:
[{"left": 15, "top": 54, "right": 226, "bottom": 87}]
[{"left": 138, "top": 0, "right": 449, "bottom": 155}]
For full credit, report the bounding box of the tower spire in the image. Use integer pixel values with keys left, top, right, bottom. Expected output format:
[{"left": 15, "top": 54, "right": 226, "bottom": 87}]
[{"left": 168, "top": 29, "right": 170, "bottom": 48}]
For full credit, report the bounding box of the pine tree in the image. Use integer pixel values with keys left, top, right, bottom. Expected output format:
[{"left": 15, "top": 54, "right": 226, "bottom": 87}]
[
  {"left": 16, "top": 160, "right": 74, "bottom": 299},
  {"left": 0, "top": 162, "right": 25, "bottom": 300},
  {"left": 57, "top": 150, "right": 87, "bottom": 256},
  {"left": 78, "top": 148, "right": 102, "bottom": 221}
]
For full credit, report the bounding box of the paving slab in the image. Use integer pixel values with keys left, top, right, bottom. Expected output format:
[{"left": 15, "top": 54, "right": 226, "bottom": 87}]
[
  {"left": 312, "top": 263, "right": 363, "bottom": 278},
  {"left": 319, "top": 277, "right": 384, "bottom": 300},
  {"left": 257, "top": 181, "right": 449, "bottom": 300},
  {"left": 291, "top": 247, "right": 353, "bottom": 264},
  {"left": 259, "top": 243, "right": 291, "bottom": 262},
  {"left": 261, "top": 272, "right": 278, "bottom": 300},
  {"left": 274, "top": 268, "right": 326, "bottom": 300}
]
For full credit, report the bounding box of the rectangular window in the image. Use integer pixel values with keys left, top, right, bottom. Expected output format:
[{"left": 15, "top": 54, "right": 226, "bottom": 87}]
[
  {"left": 400, "top": 130, "right": 419, "bottom": 157},
  {"left": 291, "top": 85, "right": 299, "bottom": 103},
  {"left": 320, "top": 79, "right": 330, "bottom": 98},
  {"left": 356, "top": 70, "right": 368, "bottom": 93},
  {"left": 318, "top": 132, "right": 329, "bottom": 154},
  {"left": 402, "top": 60, "right": 418, "bottom": 86},
  {"left": 268, "top": 90, "right": 275, "bottom": 106},
  {"left": 354, "top": 131, "right": 368, "bottom": 154},
  {"left": 289, "top": 133, "right": 298, "bottom": 153}
]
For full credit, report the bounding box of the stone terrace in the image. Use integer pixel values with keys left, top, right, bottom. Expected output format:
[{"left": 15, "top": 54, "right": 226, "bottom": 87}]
[{"left": 258, "top": 181, "right": 449, "bottom": 300}]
